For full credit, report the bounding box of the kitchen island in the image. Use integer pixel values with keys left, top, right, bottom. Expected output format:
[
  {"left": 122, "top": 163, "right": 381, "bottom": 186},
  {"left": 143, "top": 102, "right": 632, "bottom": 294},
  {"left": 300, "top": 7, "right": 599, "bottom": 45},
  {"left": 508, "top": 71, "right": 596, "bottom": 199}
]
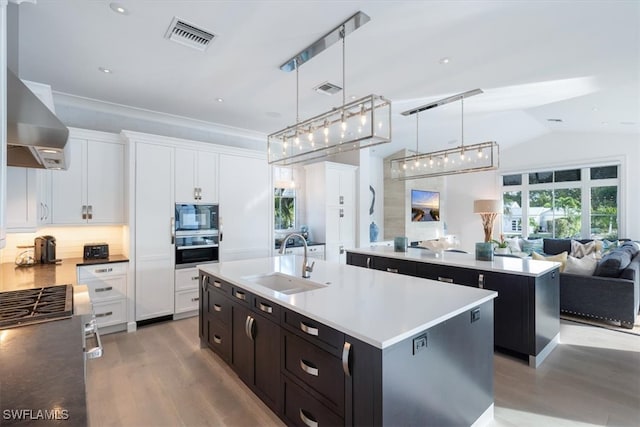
[
  {"left": 199, "top": 255, "right": 497, "bottom": 426},
  {"left": 347, "top": 246, "right": 561, "bottom": 367}
]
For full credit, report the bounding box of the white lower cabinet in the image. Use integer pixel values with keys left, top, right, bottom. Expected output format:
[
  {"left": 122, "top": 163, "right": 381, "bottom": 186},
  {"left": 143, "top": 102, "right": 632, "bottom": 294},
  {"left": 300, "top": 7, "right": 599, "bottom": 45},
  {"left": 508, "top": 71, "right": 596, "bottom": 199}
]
[
  {"left": 174, "top": 267, "right": 201, "bottom": 317},
  {"left": 77, "top": 261, "right": 128, "bottom": 333}
]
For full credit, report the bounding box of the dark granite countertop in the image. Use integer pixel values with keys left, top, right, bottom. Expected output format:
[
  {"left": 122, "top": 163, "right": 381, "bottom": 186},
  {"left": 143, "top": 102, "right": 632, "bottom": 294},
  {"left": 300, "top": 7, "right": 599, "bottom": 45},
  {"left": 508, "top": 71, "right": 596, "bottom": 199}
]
[
  {"left": 0, "top": 256, "right": 129, "bottom": 292},
  {"left": 0, "top": 315, "right": 87, "bottom": 426}
]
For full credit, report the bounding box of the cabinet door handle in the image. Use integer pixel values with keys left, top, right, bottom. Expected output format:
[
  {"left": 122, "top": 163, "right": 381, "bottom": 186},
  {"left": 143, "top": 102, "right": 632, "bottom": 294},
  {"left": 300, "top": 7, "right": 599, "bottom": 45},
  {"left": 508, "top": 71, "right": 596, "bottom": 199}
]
[
  {"left": 339, "top": 208, "right": 344, "bottom": 218},
  {"left": 191, "top": 297, "right": 199, "bottom": 302},
  {"left": 245, "top": 316, "right": 255, "bottom": 341},
  {"left": 342, "top": 341, "right": 352, "bottom": 377},
  {"left": 40, "top": 202, "right": 44, "bottom": 221},
  {"left": 213, "top": 280, "right": 222, "bottom": 288},
  {"left": 339, "top": 195, "right": 344, "bottom": 205},
  {"left": 438, "top": 276, "right": 454, "bottom": 283},
  {"left": 258, "top": 302, "right": 273, "bottom": 314},
  {"left": 170, "top": 217, "right": 175, "bottom": 245},
  {"left": 299, "top": 409, "right": 318, "bottom": 427},
  {"left": 299, "top": 359, "right": 319, "bottom": 376},
  {"left": 339, "top": 245, "right": 345, "bottom": 254},
  {"left": 386, "top": 267, "right": 399, "bottom": 273},
  {"left": 95, "top": 268, "right": 113, "bottom": 273},
  {"left": 87, "top": 205, "right": 93, "bottom": 220},
  {"left": 213, "top": 304, "right": 222, "bottom": 312},
  {"left": 45, "top": 203, "right": 49, "bottom": 220},
  {"left": 201, "top": 276, "right": 206, "bottom": 292},
  {"left": 300, "top": 321, "right": 319, "bottom": 336},
  {"left": 478, "top": 274, "right": 484, "bottom": 289},
  {"left": 95, "top": 311, "right": 113, "bottom": 318},
  {"left": 82, "top": 205, "right": 87, "bottom": 220},
  {"left": 234, "top": 290, "right": 246, "bottom": 301},
  {"left": 366, "top": 257, "right": 371, "bottom": 269},
  {"left": 94, "top": 286, "right": 113, "bottom": 293},
  {"left": 213, "top": 335, "right": 222, "bottom": 344}
]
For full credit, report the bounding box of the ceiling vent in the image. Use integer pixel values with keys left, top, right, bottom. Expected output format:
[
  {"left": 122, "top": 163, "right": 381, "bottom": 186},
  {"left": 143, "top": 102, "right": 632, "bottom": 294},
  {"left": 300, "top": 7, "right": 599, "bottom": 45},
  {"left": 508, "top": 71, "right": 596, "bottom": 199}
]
[
  {"left": 165, "top": 17, "right": 216, "bottom": 51},
  {"left": 314, "top": 81, "right": 342, "bottom": 96}
]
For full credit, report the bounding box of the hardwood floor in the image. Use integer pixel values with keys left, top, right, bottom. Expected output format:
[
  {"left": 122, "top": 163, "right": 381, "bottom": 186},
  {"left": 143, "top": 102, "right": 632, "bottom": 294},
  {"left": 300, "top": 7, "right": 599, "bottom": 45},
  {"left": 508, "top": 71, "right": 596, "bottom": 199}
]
[{"left": 86, "top": 318, "right": 640, "bottom": 427}]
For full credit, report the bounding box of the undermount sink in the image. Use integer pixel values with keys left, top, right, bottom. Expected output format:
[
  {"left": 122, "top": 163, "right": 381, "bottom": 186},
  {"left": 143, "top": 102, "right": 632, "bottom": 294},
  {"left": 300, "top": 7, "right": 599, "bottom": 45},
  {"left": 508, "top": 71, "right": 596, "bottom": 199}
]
[{"left": 242, "top": 272, "right": 327, "bottom": 295}]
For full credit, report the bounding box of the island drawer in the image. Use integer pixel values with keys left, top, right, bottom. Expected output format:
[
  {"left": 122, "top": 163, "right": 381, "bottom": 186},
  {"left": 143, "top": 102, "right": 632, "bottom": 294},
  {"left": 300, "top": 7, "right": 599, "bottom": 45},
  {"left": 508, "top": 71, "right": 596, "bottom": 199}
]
[
  {"left": 231, "top": 287, "right": 252, "bottom": 306},
  {"left": 209, "top": 290, "right": 232, "bottom": 325},
  {"left": 282, "top": 308, "right": 344, "bottom": 354},
  {"left": 283, "top": 331, "right": 345, "bottom": 416},
  {"left": 283, "top": 375, "right": 343, "bottom": 427},
  {"left": 415, "top": 263, "right": 480, "bottom": 287},
  {"left": 252, "top": 295, "right": 280, "bottom": 320},
  {"left": 203, "top": 274, "right": 232, "bottom": 295},
  {"left": 208, "top": 318, "right": 231, "bottom": 362}
]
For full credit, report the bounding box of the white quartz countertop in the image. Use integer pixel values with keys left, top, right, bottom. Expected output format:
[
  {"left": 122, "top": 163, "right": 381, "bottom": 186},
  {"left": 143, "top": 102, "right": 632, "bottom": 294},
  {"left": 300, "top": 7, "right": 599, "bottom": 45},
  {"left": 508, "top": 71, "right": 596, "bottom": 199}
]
[
  {"left": 198, "top": 256, "right": 496, "bottom": 349},
  {"left": 348, "top": 246, "right": 560, "bottom": 277}
]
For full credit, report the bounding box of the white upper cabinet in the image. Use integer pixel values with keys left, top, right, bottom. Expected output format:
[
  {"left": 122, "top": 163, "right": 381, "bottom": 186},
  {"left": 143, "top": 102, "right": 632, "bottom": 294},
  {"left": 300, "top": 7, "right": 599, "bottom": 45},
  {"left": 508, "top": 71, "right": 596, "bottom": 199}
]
[
  {"left": 175, "top": 148, "right": 218, "bottom": 203},
  {"left": 50, "top": 130, "right": 124, "bottom": 225},
  {"left": 5, "top": 167, "right": 37, "bottom": 230}
]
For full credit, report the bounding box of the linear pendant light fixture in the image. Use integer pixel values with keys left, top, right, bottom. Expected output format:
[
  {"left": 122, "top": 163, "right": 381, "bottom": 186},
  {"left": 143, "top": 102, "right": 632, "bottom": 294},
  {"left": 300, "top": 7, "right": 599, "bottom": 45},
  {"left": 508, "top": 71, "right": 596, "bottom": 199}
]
[
  {"left": 391, "top": 89, "right": 499, "bottom": 180},
  {"left": 267, "top": 11, "right": 392, "bottom": 166}
]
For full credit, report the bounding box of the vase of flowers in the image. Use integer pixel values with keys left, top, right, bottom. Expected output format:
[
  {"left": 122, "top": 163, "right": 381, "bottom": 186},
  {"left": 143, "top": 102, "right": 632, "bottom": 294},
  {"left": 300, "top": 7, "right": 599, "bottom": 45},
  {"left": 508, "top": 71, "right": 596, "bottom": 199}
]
[{"left": 492, "top": 235, "right": 511, "bottom": 255}]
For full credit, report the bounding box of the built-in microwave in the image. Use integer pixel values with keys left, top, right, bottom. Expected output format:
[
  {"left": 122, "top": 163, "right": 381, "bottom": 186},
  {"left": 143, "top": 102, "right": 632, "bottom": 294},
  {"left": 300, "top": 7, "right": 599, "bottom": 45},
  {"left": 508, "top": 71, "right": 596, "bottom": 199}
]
[{"left": 175, "top": 204, "right": 218, "bottom": 232}]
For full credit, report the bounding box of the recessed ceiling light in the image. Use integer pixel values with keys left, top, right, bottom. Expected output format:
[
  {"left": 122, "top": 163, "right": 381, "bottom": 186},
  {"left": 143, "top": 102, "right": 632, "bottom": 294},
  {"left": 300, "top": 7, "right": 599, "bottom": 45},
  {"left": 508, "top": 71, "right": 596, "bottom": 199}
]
[
  {"left": 439, "top": 57, "right": 451, "bottom": 64},
  {"left": 215, "top": 98, "right": 224, "bottom": 103},
  {"left": 109, "top": 2, "right": 129, "bottom": 15},
  {"left": 98, "top": 67, "right": 113, "bottom": 74}
]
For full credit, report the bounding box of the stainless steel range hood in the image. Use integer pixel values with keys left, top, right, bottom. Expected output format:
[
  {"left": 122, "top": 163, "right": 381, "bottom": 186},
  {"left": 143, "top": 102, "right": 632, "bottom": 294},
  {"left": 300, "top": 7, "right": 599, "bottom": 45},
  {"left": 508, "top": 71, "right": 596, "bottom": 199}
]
[{"left": 6, "top": 69, "right": 70, "bottom": 170}]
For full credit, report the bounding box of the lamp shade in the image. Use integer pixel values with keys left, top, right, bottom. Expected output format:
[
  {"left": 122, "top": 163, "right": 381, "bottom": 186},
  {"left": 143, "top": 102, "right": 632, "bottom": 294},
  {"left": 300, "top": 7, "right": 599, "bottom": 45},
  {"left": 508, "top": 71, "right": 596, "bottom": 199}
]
[{"left": 473, "top": 199, "right": 501, "bottom": 214}]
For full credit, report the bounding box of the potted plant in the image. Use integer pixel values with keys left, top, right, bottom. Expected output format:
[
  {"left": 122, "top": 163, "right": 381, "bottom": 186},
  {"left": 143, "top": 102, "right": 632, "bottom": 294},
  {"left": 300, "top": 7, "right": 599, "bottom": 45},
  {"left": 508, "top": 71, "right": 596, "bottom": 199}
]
[{"left": 492, "top": 234, "right": 511, "bottom": 255}]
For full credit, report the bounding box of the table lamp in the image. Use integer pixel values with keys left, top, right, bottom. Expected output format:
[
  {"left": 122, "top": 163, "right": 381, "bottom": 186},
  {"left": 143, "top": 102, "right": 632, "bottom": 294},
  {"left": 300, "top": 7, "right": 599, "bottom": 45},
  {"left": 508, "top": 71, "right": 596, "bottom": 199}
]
[{"left": 473, "top": 199, "right": 501, "bottom": 243}]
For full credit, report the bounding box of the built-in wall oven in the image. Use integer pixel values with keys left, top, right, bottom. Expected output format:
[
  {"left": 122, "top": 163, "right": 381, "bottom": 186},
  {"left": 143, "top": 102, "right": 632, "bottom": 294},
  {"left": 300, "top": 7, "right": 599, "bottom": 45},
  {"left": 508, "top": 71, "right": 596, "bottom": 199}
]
[{"left": 175, "top": 204, "right": 219, "bottom": 268}]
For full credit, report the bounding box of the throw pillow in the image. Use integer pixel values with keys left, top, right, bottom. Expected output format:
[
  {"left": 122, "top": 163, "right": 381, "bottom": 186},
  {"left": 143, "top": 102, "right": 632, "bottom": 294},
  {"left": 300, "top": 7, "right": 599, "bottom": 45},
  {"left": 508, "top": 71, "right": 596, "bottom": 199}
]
[
  {"left": 505, "top": 237, "right": 522, "bottom": 253},
  {"left": 620, "top": 241, "right": 640, "bottom": 257},
  {"left": 594, "top": 250, "right": 632, "bottom": 277},
  {"left": 570, "top": 240, "right": 602, "bottom": 259},
  {"left": 600, "top": 239, "right": 621, "bottom": 255},
  {"left": 532, "top": 251, "right": 568, "bottom": 272},
  {"left": 564, "top": 254, "right": 598, "bottom": 275},
  {"left": 521, "top": 238, "right": 544, "bottom": 255}
]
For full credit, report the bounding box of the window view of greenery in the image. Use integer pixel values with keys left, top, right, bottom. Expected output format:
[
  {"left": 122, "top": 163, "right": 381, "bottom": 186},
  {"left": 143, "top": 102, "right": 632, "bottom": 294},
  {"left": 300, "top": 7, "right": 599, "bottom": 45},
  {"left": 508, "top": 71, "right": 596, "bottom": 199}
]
[
  {"left": 274, "top": 187, "right": 295, "bottom": 230},
  {"left": 500, "top": 165, "right": 619, "bottom": 239},
  {"left": 591, "top": 186, "right": 618, "bottom": 239}
]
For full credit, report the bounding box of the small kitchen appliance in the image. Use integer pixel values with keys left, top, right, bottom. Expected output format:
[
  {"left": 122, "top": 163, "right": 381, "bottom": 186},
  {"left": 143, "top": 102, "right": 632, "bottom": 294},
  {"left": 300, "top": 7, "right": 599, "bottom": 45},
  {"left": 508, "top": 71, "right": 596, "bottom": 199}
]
[
  {"left": 34, "top": 235, "right": 60, "bottom": 264},
  {"left": 83, "top": 243, "right": 109, "bottom": 260}
]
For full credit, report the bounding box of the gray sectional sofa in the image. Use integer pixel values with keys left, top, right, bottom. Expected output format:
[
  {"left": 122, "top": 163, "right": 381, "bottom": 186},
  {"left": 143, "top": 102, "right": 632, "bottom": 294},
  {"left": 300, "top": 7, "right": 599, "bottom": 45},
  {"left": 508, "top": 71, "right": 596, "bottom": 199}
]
[{"left": 542, "top": 239, "right": 640, "bottom": 328}]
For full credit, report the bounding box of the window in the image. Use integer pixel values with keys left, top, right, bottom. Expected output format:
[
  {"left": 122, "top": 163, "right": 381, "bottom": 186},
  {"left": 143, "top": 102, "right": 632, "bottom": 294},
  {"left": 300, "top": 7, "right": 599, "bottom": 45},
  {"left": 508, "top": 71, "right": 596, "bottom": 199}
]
[
  {"left": 501, "top": 165, "right": 620, "bottom": 239},
  {"left": 274, "top": 187, "right": 296, "bottom": 230}
]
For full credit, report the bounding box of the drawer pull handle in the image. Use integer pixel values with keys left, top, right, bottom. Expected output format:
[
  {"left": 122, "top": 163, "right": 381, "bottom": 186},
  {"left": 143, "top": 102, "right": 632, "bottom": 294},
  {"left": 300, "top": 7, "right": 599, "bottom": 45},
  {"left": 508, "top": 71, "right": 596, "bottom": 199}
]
[
  {"left": 259, "top": 302, "right": 273, "bottom": 314},
  {"left": 342, "top": 341, "right": 352, "bottom": 377},
  {"left": 438, "top": 276, "right": 454, "bottom": 283},
  {"left": 213, "top": 335, "right": 222, "bottom": 344},
  {"left": 299, "top": 409, "right": 318, "bottom": 427},
  {"left": 366, "top": 257, "right": 371, "bottom": 269},
  {"left": 299, "top": 359, "right": 319, "bottom": 377},
  {"left": 235, "top": 290, "right": 246, "bottom": 301},
  {"left": 191, "top": 297, "right": 199, "bottom": 302},
  {"left": 213, "top": 281, "right": 222, "bottom": 288},
  {"left": 213, "top": 304, "right": 222, "bottom": 312},
  {"left": 300, "top": 321, "right": 319, "bottom": 336},
  {"left": 95, "top": 268, "right": 113, "bottom": 273},
  {"left": 191, "top": 276, "right": 199, "bottom": 281},
  {"left": 386, "top": 267, "right": 399, "bottom": 273},
  {"left": 95, "top": 311, "right": 113, "bottom": 318},
  {"left": 478, "top": 274, "right": 484, "bottom": 289},
  {"left": 95, "top": 286, "right": 113, "bottom": 293}
]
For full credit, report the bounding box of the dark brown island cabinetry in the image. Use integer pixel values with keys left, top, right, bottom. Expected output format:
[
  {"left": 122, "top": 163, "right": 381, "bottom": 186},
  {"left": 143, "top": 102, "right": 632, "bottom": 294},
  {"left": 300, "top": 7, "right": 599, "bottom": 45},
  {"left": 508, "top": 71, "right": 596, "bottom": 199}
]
[
  {"left": 347, "top": 250, "right": 559, "bottom": 367},
  {"left": 199, "top": 271, "right": 495, "bottom": 426}
]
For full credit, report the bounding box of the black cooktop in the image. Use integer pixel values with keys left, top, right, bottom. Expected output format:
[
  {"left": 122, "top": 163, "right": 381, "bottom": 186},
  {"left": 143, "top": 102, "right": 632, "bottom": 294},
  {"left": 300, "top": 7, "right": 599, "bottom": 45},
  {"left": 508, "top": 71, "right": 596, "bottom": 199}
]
[{"left": 0, "top": 284, "right": 73, "bottom": 329}]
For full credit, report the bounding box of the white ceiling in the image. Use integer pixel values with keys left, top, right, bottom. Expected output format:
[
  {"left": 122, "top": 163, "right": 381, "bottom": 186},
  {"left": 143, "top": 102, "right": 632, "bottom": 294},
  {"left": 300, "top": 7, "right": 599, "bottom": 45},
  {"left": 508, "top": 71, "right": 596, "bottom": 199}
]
[{"left": 14, "top": 0, "right": 640, "bottom": 157}]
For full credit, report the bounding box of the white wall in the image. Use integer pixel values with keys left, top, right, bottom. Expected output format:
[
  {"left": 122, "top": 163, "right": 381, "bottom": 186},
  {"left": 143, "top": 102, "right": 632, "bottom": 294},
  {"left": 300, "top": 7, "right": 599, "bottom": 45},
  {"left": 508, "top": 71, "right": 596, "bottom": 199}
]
[{"left": 443, "top": 131, "right": 640, "bottom": 253}]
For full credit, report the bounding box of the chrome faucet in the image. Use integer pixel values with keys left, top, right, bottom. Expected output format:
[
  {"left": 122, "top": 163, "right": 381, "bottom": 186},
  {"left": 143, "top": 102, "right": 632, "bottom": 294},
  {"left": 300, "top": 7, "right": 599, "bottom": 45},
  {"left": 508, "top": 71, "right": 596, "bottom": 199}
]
[{"left": 279, "top": 233, "right": 315, "bottom": 278}]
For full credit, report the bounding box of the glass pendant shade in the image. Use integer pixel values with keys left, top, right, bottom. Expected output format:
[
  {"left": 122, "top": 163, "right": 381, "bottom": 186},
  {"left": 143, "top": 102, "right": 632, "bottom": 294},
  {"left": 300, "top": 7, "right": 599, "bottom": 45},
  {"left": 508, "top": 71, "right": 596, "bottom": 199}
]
[
  {"left": 268, "top": 94, "right": 391, "bottom": 166},
  {"left": 390, "top": 141, "right": 499, "bottom": 180}
]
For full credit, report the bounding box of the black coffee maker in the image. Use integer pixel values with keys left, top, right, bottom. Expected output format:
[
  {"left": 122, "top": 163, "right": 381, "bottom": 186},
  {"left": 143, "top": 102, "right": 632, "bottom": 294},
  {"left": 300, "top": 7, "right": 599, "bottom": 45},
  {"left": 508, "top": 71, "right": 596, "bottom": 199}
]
[{"left": 34, "top": 235, "right": 60, "bottom": 264}]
